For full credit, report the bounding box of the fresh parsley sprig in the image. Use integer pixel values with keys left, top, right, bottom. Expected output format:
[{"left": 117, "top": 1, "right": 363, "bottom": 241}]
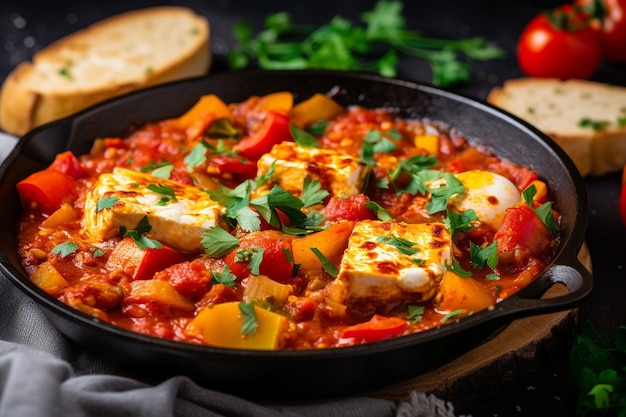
[
  {"left": 522, "top": 184, "right": 559, "bottom": 235},
  {"left": 228, "top": 0, "right": 503, "bottom": 86},
  {"left": 119, "top": 216, "right": 162, "bottom": 249}
]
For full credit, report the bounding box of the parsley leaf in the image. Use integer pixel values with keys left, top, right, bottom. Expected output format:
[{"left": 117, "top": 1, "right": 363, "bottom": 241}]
[
  {"left": 407, "top": 305, "right": 424, "bottom": 324},
  {"left": 52, "top": 241, "right": 79, "bottom": 258},
  {"left": 377, "top": 235, "right": 419, "bottom": 256},
  {"left": 211, "top": 265, "right": 237, "bottom": 287},
  {"left": 447, "top": 259, "right": 472, "bottom": 278},
  {"left": 310, "top": 247, "right": 339, "bottom": 277},
  {"left": 522, "top": 184, "right": 559, "bottom": 235},
  {"left": 301, "top": 176, "right": 329, "bottom": 208},
  {"left": 444, "top": 209, "right": 478, "bottom": 236},
  {"left": 364, "top": 200, "right": 394, "bottom": 221},
  {"left": 291, "top": 123, "right": 320, "bottom": 148},
  {"left": 239, "top": 301, "right": 258, "bottom": 336},
  {"left": 229, "top": 0, "right": 503, "bottom": 86},
  {"left": 96, "top": 196, "right": 120, "bottom": 212},
  {"left": 426, "top": 173, "right": 465, "bottom": 214},
  {"left": 201, "top": 226, "right": 240, "bottom": 257},
  {"left": 469, "top": 241, "right": 498, "bottom": 270}
]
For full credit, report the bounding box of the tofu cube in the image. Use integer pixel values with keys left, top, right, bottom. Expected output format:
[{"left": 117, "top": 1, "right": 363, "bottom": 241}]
[
  {"left": 335, "top": 220, "right": 452, "bottom": 314},
  {"left": 255, "top": 142, "right": 366, "bottom": 198},
  {"left": 82, "top": 168, "right": 225, "bottom": 252}
]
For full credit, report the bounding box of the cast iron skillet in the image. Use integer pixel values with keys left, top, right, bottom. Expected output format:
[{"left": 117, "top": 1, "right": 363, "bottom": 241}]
[{"left": 0, "top": 70, "right": 592, "bottom": 400}]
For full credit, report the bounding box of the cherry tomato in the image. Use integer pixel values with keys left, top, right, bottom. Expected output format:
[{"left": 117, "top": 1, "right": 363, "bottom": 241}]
[
  {"left": 340, "top": 315, "right": 408, "bottom": 343},
  {"left": 223, "top": 230, "right": 295, "bottom": 283},
  {"left": 233, "top": 111, "right": 292, "bottom": 161},
  {"left": 323, "top": 194, "right": 377, "bottom": 222},
  {"left": 619, "top": 165, "right": 626, "bottom": 226},
  {"left": 576, "top": 0, "right": 626, "bottom": 62},
  {"left": 517, "top": 4, "right": 602, "bottom": 79}
]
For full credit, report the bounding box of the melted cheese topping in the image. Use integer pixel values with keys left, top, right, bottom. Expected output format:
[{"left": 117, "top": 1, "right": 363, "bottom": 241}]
[
  {"left": 335, "top": 220, "right": 452, "bottom": 314},
  {"left": 255, "top": 141, "right": 366, "bottom": 198},
  {"left": 82, "top": 168, "right": 225, "bottom": 252}
]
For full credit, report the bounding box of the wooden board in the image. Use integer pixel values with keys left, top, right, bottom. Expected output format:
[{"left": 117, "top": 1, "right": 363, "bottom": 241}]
[{"left": 368, "top": 245, "right": 591, "bottom": 408}]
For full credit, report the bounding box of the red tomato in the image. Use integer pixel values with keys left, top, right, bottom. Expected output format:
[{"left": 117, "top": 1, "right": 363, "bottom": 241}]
[
  {"left": 49, "top": 151, "right": 87, "bottom": 179},
  {"left": 233, "top": 112, "right": 292, "bottom": 160},
  {"left": 517, "top": 4, "right": 602, "bottom": 79},
  {"left": 17, "top": 169, "right": 78, "bottom": 213},
  {"left": 494, "top": 205, "right": 553, "bottom": 257},
  {"left": 576, "top": 0, "right": 626, "bottom": 62},
  {"left": 619, "top": 165, "right": 626, "bottom": 226},
  {"left": 223, "top": 230, "right": 295, "bottom": 283},
  {"left": 105, "top": 238, "right": 185, "bottom": 281},
  {"left": 340, "top": 315, "right": 408, "bottom": 343},
  {"left": 323, "top": 194, "right": 377, "bottom": 222}
]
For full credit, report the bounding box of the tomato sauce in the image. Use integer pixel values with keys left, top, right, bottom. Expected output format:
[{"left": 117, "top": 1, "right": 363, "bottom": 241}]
[{"left": 16, "top": 92, "right": 561, "bottom": 350}]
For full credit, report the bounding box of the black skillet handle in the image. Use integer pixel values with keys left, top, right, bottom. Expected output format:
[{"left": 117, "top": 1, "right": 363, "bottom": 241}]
[{"left": 494, "top": 255, "right": 594, "bottom": 316}]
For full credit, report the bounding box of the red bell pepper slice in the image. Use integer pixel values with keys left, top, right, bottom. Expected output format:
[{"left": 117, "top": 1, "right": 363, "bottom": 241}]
[
  {"left": 209, "top": 154, "right": 257, "bottom": 178},
  {"left": 340, "top": 315, "right": 408, "bottom": 343},
  {"left": 105, "top": 238, "right": 185, "bottom": 281},
  {"left": 17, "top": 169, "right": 78, "bottom": 214},
  {"left": 233, "top": 111, "right": 292, "bottom": 160}
]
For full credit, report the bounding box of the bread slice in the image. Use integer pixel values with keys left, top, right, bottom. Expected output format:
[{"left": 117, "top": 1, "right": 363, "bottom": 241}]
[
  {"left": 0, "top": 6, "right": 210, "bottom": 136},
  {"left": 487, "top": 78, "right": 626, "bottom": 177}
]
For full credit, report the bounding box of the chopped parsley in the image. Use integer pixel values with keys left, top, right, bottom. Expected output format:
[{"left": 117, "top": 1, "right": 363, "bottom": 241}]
[
  {"left": 377, "top": 235, "right": 419, "bottom": 256},
  {"left": 440, "top": 309, "right": 464, "bottom": 323},
  {"left": 310, "top": 247, "right": 338, "bottom": 277},
  {"left": 579, "top": 118, "right": 611, "bottom": 131},
  {"left": 96, "top": 196, "right": 120, "bottom": 212},
  {"left": 469, "top": 241, "right": 498, "bottom": 270},
  {"left": 120, "top": 216, "right": 162, "bottom": 250},
  {"left": 51, "top": 241, "right": 79, "bottom": 258},
  {"left": 239, "top": 301, "right": 258, "bottom": 336},
  {"left": 407, "top": 305, "right": 424, "bottom": 324},
  {"left": 211, "top": 265, "right": 237, "bottom": 287},
  {"left": 522, "top": 184, "right": 559, "bottom": 235},
  {"left": 426, "top": 173, "right": 465, "bottom": 214},
  {"left": 291, "top": 123, "right": 320, "bottom": 148},
  {"left": 443, "top": 209, "right": 478, "bottom": 236},
  {"left": 201, "top": 226, "right": 239, "bottom": 258},
  {"left": 365, "top": 200, "right": 394, "bottom": 221}
]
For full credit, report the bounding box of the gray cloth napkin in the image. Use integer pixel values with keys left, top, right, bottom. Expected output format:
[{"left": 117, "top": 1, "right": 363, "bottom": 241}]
[{"left": 0, "top": 134, "right": 457, "bottom": 417}]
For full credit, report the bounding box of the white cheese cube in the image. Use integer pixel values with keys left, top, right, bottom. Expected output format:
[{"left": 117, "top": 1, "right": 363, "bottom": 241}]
[
  {"left": 255, "top": 141, "right": 366, "bottom": 197},
  {"left": 335, "top": 219, "right": 452, "bottom": 314},
  {"left": 82, "top": 168, "right": 225, "bottom": 252}
]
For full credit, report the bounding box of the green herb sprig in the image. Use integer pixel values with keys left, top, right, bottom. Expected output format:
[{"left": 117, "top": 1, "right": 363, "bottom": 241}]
[{"left": 228, "top": 0, "right": 503, "bottom": 86}]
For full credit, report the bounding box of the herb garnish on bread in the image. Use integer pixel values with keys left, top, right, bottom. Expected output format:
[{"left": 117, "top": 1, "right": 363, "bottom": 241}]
[
  {"left": 487, "top": 78, "right": 626, "bottom": 177},
  {"left": 0, "top": 6, "right": 210, "bottom": 136}
]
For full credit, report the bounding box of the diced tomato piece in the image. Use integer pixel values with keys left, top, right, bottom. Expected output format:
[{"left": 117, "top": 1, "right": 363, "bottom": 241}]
[
  {"left": 223, "top": 230, "right": 295, "bottom": 283},
  {"left": 17, "top": 169, "right": 78, "bottom": 213},
  {"left": 323, "top": 194, "right": 377, "bottom": 222},
  {"left": 154, "top": 259, "right": 213, "bottom": 300},
  {"left": 103, "top": 137, "right": 130, "bottom": 149},
  {"left": 494, "top": 205, "right": 553, "bottom": 257},
  {"left": 233, "top": 111, "right": 292, "bottom": 160},
  {"left": 105, "top": 238, "right": 185, "bottom": 281},
  {"left": 49, "top": 151, "right": 87, "bottom": 179},
  {"left": 340, "top": 315, "right": 408, "bottom": 343}
]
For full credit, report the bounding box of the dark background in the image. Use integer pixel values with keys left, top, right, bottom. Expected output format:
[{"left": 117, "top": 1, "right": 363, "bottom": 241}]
[{"left": 1, "top": 1, "right": 626, "bottom": 416}]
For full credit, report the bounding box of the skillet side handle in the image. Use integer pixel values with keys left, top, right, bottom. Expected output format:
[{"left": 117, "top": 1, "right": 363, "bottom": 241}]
[{"left": 498, "top": 259, "right": 594, "bottom": 316}]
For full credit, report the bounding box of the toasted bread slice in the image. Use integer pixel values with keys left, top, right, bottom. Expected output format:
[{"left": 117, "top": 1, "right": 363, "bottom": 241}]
[
  {"left": 0, "top": 6, "right": 210, "bottom": 136},
  {"left": 487, "top": 77, "right": 626, "bottom": 177}
]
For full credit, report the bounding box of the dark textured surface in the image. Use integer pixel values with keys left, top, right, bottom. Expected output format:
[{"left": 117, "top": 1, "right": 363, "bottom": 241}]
[{"left": 1, "top": 1, "right": 625, "bottom": 415}]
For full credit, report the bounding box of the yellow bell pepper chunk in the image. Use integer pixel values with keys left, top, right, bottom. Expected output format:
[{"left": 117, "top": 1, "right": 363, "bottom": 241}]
[
  {"left": 434, "top": 271, "right": 496, "bottom": 316},
  {"left": 31, "top": 261, "right": 69, "bottom": 295},
  {"left": 167, "top": 94, "right": 233, "bottom": 140},
  {"left": 258, "top": 92, "right": 294, "bottom": 114},
  {"left": 414, "top": 134, "right": 439, "bottom": 155},
  {"left": 290, "top": 93, "right": 345, "bottom": 128},
  {"left": 128, "top": 280, "right": 195, "bottom": 312},
  {"left": 185, "top": 301, "right": 288, "bottom": 350},
  {"left": 291, "top": 221, "right": 354, "bottom": 274}
]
